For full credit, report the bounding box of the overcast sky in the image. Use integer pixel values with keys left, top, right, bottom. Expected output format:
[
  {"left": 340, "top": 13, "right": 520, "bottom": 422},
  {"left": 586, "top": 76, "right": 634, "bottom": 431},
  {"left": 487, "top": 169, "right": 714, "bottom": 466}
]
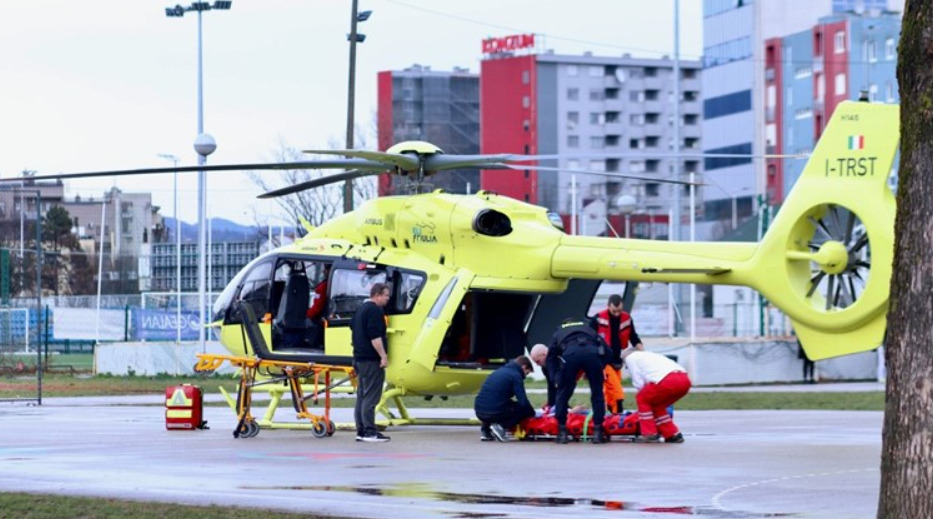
[{"left": 0, "top": 0, "right": 702, "bottom": 225}]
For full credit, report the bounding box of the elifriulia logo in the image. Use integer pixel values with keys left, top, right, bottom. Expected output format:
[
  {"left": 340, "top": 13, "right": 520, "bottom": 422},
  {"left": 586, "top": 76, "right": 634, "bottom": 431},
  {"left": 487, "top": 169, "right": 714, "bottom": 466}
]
[{"left": 848, "top": 135, "right": 865, "bottom": 150}]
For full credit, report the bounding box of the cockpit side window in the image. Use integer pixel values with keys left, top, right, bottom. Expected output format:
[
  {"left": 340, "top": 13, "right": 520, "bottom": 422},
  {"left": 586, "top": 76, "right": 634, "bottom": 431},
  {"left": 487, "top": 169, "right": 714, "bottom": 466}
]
[
  {"left": 327, "top": 268, "right": 388, "bottom": 321},
  {"left": 391, "top": 270, "right": 426, "bottom": 314}
]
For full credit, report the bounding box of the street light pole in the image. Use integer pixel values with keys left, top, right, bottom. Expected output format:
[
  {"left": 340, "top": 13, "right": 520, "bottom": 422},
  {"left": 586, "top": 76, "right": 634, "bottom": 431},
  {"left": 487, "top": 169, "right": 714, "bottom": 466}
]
[
  {"left": 158, "top": 153, "right": 182, "bottom": 344},
  {"left": 166, "top": 1, "right": 230, "bottom": 352},
  {"left": 343, "top": 1, "right": 371, "bottom": 213}
]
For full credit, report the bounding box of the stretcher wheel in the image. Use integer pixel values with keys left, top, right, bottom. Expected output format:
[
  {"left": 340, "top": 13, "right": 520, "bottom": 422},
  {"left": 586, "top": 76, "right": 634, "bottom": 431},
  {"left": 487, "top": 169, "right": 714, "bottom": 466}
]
[
  {"left": 326, "top": 420, "right": 336, "bottom": 437},
  {"left": 242, "top": 420, "right": 260, "bottom": 438},
  {"left": 311, "top": 421, "right": 328, "bottom": 438}
]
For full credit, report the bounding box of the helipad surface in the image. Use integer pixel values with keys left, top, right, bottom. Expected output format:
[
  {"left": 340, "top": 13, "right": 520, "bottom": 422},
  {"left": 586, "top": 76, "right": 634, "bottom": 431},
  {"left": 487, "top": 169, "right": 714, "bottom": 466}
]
[{"left": 0, "top": 397, "right": 881, "bottom": 518}]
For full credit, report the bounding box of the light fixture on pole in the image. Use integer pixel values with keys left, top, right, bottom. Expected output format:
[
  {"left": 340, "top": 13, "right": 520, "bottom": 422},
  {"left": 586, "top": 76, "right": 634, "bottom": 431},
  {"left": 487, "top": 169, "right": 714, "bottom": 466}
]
[
  {"left": 157, "top": 153, "right": 182, "bottom": 344},
  {"left": 166, "top": 0, "right": 231, "bottom": 352},
  {"left": 616, "top": 194, "right": 637, "bottom": 238},
  {"left": 343, "top": 1, "right": 372, "bottom": 213}
]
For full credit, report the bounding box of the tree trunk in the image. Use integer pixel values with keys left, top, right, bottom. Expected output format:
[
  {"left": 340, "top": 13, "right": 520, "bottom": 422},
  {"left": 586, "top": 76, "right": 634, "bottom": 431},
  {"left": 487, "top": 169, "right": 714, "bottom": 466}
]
[{"left": 879, "top": 2, "right": 933, "bottom": 517}]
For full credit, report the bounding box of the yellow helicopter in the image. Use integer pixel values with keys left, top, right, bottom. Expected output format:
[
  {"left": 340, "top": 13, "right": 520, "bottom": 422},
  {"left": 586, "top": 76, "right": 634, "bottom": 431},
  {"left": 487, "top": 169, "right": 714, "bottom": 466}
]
[{"left": 8, "top": 100, "right": 897, "bottom": 433}]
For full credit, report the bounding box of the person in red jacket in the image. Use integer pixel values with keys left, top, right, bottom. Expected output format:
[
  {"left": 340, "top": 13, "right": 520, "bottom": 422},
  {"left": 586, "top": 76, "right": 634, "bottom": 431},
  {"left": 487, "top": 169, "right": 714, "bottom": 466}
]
[{"left": 590, "top": 294, "right": 643, "bottom": 414}]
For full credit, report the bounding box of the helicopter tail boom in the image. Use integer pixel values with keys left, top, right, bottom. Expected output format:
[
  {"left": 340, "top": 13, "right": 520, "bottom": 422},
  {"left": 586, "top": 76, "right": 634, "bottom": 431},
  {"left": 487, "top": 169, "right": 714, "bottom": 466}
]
[{"left": 552, "top": 101, "right": 897, "bottom": 360}]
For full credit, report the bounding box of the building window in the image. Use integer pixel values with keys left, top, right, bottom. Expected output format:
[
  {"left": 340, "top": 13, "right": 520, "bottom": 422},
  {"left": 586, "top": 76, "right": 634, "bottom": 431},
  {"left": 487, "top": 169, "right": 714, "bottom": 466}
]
[
  {"left": 630, "top": 113, "right": 644, "bottom": 125},
  {"left": 834, "top": 31, "right": 846, "bottom": 54},
  {"left": 645, "top": 183, "right": 660, "bottom": 197},
  {"left": 886, "top": 81, "right": 894, "bottom": 103},
  {"left": 630, "top": 161, "right": 645, "bottom": 173},
  {"left": 567, "top": 135, "right": 580, "bottom": 148},
  {"left": 795, "top": 108, "right": 813, "bottom": 119},
  {"left": 835, "top": 73, "right": 846, "bottom": 96},
  {"left": 522, "top": 70, "right": 530, "bottom": 84},
  {"left": 868, "top": 41, "right": 877, "bottom": 63},
  {"left": 703, "top": 90, "right": 752, "bottom": 120},
  {"left": 522, "top": 95, "right": 530, "bottom": 108},
  {"left": 567, "top": 65, "right": 578, "bottom": 76},
  {"left": 629, "top": 91, "right": 644, "bottom": 102},
  {"left": 567, "top": 88, "right": 579, "bottom": 101},
  {"left": 704, "top": 142, "right": 752, "bottom": 171},
  {"left": 589, "top": 66, "right": 602, "bottom": 77},
  {"left": 589, "top": 112, "right": 602, "bottom": 125},
  {"left": 886, "top": 38, "right": 895, "bottom": 60},
  {"left": 590, "top": 136, "right": 604, "bottom": 148},
  {"left": 630, "top": 138, "right": 641, "bottom": 150},
  {"left": 567, "top": 111, "right": 579, "bottom": 128},
  {"left": 589, "top": 89, "right": 603, "bottom": 101}
]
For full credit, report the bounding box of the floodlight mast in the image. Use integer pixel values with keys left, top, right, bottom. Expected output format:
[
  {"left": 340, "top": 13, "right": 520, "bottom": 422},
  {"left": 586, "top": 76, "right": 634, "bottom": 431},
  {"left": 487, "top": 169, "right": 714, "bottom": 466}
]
[{"left": 165, "top": 1, "right": 231, "bottom": 351}]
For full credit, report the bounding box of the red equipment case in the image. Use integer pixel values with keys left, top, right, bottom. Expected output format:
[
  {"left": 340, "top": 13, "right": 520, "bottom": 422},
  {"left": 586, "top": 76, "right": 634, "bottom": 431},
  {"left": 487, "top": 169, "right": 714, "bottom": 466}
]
[{"left": 165, "top": 384, "right": 207, "bottom": 430}]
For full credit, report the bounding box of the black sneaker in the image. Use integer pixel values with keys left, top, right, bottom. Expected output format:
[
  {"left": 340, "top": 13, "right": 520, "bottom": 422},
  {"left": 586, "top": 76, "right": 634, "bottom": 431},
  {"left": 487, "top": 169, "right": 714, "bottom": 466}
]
[
  {"left": 360, "top": 432, "right": 390, "bottom": 443},
  {"left": 490, "top": 423, "right": 509, "bottom": 442},
  {"left": 665, "top": 432, "right": 685, "bottom": 443},
  {"left": 480, "top": 428, "right": 495, "bottom": 442}
]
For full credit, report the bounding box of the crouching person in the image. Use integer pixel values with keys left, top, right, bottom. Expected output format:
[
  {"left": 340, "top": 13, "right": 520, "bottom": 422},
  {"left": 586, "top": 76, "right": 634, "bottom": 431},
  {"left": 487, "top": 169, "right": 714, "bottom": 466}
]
[
  {"left": 621, "top": 348, "right": 691, "bottom": 444},
  {"left": 474, "top": 355, "right": 536, "bottom": 442}
]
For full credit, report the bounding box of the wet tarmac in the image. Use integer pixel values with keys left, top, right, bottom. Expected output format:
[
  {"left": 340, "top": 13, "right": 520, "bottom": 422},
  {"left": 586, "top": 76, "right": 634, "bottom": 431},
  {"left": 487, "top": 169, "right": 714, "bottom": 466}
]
[{"left": 0, "top": 397, "right": 881, "bottom": 519}]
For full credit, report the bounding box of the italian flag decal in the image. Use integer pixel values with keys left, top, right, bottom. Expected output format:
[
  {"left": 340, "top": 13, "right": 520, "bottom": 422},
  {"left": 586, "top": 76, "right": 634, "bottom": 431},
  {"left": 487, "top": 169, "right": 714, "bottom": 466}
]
[{"left": 848, "top": 135, "right": 865, "bottom": 150}]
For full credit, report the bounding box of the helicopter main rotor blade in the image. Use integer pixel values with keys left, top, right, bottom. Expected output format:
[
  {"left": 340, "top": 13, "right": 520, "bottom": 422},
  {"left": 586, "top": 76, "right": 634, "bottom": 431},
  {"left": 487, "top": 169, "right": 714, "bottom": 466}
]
[
  {"left": 422, "top": 154, "right": 518, "bottom": 170},
  {"left": 505, "top": 165, "right": 703, "bottom": 186},
  {"left": 258, "top": 169, "right": 379, "bottom": 199},
  {"left": 0, "top": 159, "right": 391, "bottom": 183},
  {"left": 303, "top": 149, "right": 420, "bottom": 171}
]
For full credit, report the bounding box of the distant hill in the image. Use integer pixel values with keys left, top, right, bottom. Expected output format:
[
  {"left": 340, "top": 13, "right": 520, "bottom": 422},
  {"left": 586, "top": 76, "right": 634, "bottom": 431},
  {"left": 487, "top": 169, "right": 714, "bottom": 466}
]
[{"left": 162, "top": 217, "right": 266, "bottom": 243}]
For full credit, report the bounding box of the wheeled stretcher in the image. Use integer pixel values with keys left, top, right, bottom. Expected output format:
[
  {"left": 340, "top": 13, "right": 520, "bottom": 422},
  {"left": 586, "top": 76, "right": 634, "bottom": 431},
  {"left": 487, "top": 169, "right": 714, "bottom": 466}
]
[{"left": 194, "top": 353, "right": 355, "bottom": 439}]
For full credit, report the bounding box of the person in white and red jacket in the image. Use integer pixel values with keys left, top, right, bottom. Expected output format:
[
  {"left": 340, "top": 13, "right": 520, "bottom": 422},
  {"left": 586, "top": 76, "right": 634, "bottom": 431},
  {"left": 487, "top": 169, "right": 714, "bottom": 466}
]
[{"left": 621, "top": 348, "right": 691, "bottom": 444}]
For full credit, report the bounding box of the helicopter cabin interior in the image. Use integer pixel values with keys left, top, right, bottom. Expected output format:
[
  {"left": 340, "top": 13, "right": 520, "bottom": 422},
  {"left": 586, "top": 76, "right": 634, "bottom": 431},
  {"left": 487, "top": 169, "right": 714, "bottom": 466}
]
[{"left": 219, "top": 253, "right": 604, "bottom": 372}]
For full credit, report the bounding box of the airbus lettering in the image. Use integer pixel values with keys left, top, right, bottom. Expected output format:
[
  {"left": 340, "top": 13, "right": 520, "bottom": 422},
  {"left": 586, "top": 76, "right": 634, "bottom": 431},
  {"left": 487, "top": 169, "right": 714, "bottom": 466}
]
[{"left": 824, "top": 157, "right": 878, "bottom": 177}]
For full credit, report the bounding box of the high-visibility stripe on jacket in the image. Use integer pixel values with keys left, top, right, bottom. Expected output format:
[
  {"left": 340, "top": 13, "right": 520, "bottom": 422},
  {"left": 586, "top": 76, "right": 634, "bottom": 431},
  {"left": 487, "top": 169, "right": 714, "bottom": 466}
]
[{"left": 595, "top": 309, "right": 633, "bottom": 353}]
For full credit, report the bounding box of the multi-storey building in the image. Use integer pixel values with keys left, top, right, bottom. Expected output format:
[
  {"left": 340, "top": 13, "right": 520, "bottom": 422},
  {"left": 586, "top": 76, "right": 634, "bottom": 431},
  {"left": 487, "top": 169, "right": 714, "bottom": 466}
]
[
  {"left": 377, "top": 64, "right": 480, "bottom": 195},
  {"left": 0, "top": 181, "right": 159, "bottom": 293},
  {"left": 701, "top": 0, "right": 903, "bottom": 238},
  {"left": 480, "top": 42, "right": 702, "bottom": 238},
  {"left": 149, "top": 240, "right": 260, "bottom": 293},
  {"left": 765, "top": 10, "right": 901, "bottom": 203}
]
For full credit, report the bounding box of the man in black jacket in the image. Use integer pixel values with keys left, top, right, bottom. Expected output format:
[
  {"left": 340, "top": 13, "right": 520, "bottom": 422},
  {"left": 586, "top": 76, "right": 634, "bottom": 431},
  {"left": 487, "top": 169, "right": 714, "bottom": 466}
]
[
  {"left": 473, "top": 356, "right": 536, "bottom": 442},
  {"left": 351, "top": 283, "right": 391, "bottom": 443},
  {"left": 546, "top": 318, "right": 611, "bottom": 444}
]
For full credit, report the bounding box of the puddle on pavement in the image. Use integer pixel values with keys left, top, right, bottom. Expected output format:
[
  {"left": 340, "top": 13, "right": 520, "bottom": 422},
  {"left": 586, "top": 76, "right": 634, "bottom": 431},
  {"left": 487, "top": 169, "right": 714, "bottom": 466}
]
[{"left": 241, "top": 483, "right": 796, "bottom": 517}]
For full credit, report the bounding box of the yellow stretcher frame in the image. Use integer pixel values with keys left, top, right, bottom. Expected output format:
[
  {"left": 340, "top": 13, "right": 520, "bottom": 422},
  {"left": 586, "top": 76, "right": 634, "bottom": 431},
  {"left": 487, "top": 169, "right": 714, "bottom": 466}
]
[{"left": 194, "top": 353, "right": 356, "bottom": 439}]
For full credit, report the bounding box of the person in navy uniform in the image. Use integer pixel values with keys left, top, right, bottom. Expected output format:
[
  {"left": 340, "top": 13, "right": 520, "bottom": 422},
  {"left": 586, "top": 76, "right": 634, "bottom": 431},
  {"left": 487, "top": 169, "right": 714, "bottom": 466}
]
[
  {"left": 473, "top": 355, "right": 536, "bottom": 442},
  {"left": 546, "top": 318, "right": 612, "bottom": 444}
]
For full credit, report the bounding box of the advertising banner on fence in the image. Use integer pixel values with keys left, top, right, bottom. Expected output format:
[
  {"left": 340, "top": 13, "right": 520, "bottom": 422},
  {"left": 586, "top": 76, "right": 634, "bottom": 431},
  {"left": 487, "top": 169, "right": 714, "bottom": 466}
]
[{"left": 134, "top": 309, "right": 201, "bottom": 340}]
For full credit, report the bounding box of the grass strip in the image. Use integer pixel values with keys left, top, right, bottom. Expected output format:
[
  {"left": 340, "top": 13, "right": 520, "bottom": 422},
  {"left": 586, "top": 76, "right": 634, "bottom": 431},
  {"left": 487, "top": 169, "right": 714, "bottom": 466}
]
[{"left": 0, "top": 492, "right": 346, "bottom": 519}]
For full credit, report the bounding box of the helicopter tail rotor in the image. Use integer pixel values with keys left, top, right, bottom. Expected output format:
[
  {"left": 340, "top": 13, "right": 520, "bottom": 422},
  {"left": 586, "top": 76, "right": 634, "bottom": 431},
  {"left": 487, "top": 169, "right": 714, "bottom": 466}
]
[{"left": 750, "top": 101, "right": 897, "bottom": 360}]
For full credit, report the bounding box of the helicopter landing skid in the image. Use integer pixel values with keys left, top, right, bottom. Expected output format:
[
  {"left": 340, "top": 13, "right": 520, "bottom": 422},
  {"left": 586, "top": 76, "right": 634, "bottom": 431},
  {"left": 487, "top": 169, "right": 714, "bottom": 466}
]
[
  {"left": 369, "top": 387, "right": 480, "bottom": 428},
  {"left": 194, "top": 353, "right": 355, "bottom": 439}
]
